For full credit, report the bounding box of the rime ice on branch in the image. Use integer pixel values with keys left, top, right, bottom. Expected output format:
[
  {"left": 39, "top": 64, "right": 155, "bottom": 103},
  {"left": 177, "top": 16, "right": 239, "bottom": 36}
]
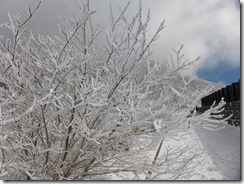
[{"left": 0, "top": 0, "right": 227, "bottom": 180}]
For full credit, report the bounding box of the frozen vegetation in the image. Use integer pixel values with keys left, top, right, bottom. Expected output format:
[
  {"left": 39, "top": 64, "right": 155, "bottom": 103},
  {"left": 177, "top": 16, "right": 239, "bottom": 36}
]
[{"left": 0, "top": 0, "right": 239, "bottom": 180}]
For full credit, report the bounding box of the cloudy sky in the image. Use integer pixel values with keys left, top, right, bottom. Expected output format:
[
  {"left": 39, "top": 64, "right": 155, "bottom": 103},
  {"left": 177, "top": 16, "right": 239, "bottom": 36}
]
[{"left": 0, "top": 0, "right": 240, "bottom": 85}]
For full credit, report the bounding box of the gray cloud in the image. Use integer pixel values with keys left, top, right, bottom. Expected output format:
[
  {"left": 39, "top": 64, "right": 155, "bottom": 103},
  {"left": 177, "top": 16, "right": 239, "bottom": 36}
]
[{"left": 0, "top": 0, "right": 240, "bottom": 74}]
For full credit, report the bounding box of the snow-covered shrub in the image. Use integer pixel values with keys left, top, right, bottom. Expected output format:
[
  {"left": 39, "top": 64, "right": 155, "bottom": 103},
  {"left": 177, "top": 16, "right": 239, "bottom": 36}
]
[
  {"left": 0, "top": 0, "right": 227, "bottom": 180},
  {"left": 189, "top": 98, "right": 232, "bottom": 131}
]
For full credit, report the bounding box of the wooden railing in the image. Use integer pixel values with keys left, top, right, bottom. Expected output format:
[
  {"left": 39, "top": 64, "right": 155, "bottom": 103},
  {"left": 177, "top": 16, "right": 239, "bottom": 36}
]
[
  {"left": 198, "top": 80, "right": 240, "bottom": 127},
  {"left": 201, "top": 80, "right": 240, "bottom": 107}
]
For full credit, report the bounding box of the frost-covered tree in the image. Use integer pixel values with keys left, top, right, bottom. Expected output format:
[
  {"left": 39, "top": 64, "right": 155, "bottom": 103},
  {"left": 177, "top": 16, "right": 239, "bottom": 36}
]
[{"left": 0, "top": 0, "right": 228, "bottom": 180}]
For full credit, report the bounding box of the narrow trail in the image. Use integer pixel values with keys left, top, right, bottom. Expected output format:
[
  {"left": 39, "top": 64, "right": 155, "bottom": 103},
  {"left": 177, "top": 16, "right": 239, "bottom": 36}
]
[{"left": 194, "top": 124, "right": 241, "bottom": 180}]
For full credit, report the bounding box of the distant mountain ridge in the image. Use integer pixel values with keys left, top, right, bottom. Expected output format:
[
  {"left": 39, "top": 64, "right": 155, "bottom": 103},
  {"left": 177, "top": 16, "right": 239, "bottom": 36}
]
[
  {"left": 168, "top": 74, "right": 225, "bottom": 107},
  {"left": 189, "top": 77, "right": 225, "bottom": 93}
]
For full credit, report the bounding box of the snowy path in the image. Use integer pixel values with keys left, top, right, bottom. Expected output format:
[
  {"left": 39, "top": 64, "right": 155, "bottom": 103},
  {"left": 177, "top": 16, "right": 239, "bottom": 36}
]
[
  {"left": 102, "top": 123, "right": 240, "bottom": 180},
  {"left": 194, "top": 124, "right": 241, "bottom": 180},
  {"left": 107, "top": 127, "right": 225, "bottom": 180}
]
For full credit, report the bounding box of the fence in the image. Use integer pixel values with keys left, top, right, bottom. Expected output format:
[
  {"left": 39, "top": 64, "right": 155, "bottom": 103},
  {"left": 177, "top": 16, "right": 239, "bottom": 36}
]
[
  {"left": 201, "top": 80, "right": 240, "bottom": 107},
  {"left": 198, "top": 80, "right": 240, "bottom": 127}
]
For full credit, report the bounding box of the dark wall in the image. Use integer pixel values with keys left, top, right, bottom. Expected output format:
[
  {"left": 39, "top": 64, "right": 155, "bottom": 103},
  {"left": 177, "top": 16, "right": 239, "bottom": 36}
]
[
  {"left": 198, "top": 80, "right": 240, "bottom": 127},
  {"left": 201, "top": 80, "right": 240, "bottom": 107}
]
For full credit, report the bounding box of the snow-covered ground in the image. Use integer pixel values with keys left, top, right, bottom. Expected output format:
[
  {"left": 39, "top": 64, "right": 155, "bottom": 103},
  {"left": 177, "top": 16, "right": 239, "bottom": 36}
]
[
  {"left": 105, "top": 122, "right": 240, "bottom": 180},
  {"left": 194, "top": 124, "right": 241, "bottom": 180}
]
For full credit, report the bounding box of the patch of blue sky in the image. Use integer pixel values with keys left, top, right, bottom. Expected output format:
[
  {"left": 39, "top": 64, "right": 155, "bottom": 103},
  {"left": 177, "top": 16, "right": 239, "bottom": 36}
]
[{"left": 197, "top": 63, "right": 240, "bottom": 85}]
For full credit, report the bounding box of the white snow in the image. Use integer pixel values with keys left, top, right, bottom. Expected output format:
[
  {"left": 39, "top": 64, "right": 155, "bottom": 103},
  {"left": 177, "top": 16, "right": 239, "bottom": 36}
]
[
  {"left": 194, "top": 124, "right": 241, "bottom": 180},
  {"left": 151, "top": 128, "right": 225, "bottom": 180},
  {"left": 105, "top": 122, "right": 240, "bottom": 180}
]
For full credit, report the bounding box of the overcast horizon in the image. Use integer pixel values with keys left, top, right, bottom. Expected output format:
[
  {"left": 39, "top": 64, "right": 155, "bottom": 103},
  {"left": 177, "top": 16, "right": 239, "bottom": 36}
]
[{"left": 0, "top": 0, "right": 240, "bottom": 85}]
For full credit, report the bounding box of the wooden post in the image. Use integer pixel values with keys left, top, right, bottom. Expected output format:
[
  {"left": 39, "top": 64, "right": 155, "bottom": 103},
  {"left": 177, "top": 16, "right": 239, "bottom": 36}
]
[
  {"left": 148, "top": 140, "right": 164, "bottom": 175},
  {"left": 217, "top": 90, "right": 221, "bottom": 102},
  {"left": 214, "top": 92, "right": 218, "bottom": 104},
  {"left": 225, "top": 86, "right": 230, "bottom": 102},
  {"left": 210, "top": 94, "right": 212, "bottom": 105},
  {"left": 232, "top": 83, "right": 237, "bottom": 101},
  {"left": 221, "top": 88, "right": 225, "bottom": 101},
  {"left": 233, "top": 81, "right": 240, "bottom": 101},
  {"left": 201, "top": 97, "right": 204, "bottom": 107}
]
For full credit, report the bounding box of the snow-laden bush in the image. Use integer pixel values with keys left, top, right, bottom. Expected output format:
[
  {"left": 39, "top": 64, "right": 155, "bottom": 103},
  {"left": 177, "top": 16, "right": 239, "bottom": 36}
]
[{"left": 0, "top": 0, "right": 227, "bottom": 180}]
